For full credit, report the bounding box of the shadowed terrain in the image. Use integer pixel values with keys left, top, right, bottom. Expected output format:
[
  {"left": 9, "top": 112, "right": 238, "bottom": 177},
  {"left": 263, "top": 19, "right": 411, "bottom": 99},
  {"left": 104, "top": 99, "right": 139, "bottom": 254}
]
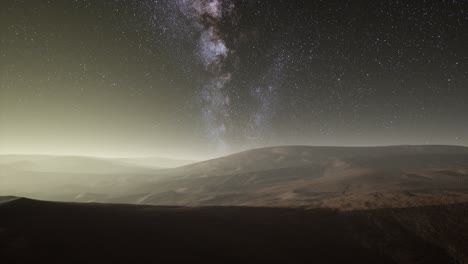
[{"left": 0, "top": 198, "right": 467, "bottom": 264}]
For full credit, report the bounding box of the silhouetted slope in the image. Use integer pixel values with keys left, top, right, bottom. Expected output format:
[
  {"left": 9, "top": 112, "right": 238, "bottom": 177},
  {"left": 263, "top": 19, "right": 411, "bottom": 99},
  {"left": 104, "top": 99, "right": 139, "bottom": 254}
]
[
  {"left": 0, "top": 196, "right": 19, "bottom": 204},
  {"left": 0, "top": 198, "right": 467, "bottom": 264}
]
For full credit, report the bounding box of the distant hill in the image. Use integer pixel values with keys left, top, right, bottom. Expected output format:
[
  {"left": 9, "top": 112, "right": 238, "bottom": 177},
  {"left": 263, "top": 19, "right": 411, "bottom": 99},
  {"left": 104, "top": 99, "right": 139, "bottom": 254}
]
[
  {"left": 0, "top": 154, "right": 196, "bottom": 172},
  {"left": 0, "top": 155, "right": 156, "bottom": 174},
  {"left": 0, "top": 155, "right": 161, "bottom": 201},
  {"left": 115, "top": 156, "right": 196, "bottom": 168}
]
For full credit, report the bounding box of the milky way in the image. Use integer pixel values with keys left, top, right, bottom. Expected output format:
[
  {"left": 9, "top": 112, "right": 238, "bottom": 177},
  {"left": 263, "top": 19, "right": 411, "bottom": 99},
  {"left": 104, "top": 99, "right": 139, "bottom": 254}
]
[
  {"left": 139, "top": 0, "right": 468, "bottom": 152},
  {"left": 157, "top": 0, "right": 289, "bottom": 152},
  {"left": 175, "top": 0, "right": 238, "bottom": 151},
  {"left": 142, "top": 0, "right": 236, "bottom": 152},
  {"left": 246, "top": 51, "right": 290, "bottom": 144},
  {"left": 2, "top": 0, "right": 467, "bottom": 158}
]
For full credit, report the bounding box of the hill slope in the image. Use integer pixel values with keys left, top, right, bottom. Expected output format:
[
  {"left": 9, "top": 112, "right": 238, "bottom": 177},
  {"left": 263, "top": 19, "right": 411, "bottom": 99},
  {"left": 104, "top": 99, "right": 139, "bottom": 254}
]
[
  {"left": 2, "top": 146, "right": 468, "bottom": 209},
  {"left": 109, "top": 145, "right": 468, "bottom": 209}
]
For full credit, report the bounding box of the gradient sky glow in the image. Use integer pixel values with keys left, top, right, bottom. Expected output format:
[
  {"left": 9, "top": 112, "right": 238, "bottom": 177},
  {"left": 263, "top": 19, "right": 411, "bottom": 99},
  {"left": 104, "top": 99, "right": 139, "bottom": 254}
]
[{"left": 1, "top": 0, "right": 467, "bottom": 159}]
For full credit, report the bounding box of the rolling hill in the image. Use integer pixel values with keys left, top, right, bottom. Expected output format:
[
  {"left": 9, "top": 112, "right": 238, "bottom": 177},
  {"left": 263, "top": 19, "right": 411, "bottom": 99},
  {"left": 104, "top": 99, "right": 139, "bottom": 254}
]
[
  {"left": 2, "top": 145, "right": 468, "bottom": 209},
  {"left": 105, "top": 145, "right": 468, "bottom": 209}
]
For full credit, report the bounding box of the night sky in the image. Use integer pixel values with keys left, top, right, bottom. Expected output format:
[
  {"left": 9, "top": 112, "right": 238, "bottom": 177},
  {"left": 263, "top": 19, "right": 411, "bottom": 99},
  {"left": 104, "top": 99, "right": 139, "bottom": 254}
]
[{"left": 1, "top": 0, "right": 467, "bottom": 159}]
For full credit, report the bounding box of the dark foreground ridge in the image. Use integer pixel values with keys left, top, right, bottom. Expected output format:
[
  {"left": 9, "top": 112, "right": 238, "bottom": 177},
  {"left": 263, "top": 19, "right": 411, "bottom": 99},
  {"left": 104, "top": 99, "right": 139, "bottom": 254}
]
[{"left": 1, "top": 198, "right": 467, "bottom": 264}]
